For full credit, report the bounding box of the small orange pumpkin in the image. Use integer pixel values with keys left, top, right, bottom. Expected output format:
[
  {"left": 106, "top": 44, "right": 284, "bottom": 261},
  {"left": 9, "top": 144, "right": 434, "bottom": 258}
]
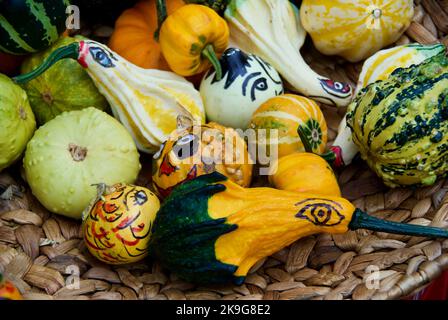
[{"left": 108, "top": 0, "right": 185, "bottom": 70}]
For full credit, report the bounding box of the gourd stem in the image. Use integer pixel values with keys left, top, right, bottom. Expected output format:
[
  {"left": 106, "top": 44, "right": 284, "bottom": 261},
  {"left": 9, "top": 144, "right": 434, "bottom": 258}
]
[
  {"left": 154, "top": 0, "right": 167, "bottom": 41},
  {"left": 297, "top": 125, "right": 336, "bottom": 163},
  {"left": 349, "top": 209, "right": 448, "bottom": 238},
  {"left": 202, "top": 44, "right": 222, "bottom": 81},
  {"left": 13, "top": 43, "right": 80, "bottom": 84}
]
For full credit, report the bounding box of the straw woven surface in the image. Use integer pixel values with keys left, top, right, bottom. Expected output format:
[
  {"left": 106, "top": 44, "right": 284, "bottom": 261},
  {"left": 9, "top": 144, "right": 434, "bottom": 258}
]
[{"left": 1, "top": 0, "right": 448, "bottom": 300}]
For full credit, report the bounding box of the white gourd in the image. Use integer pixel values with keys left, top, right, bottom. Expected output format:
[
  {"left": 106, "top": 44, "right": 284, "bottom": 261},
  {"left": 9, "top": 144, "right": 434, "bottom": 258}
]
[{"left": 225, "top": 0, "right": 354, "bottom": 107}]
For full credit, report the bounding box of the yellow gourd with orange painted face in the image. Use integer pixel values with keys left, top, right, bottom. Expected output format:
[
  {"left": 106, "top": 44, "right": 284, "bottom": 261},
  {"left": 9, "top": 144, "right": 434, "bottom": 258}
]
[
  {"left": 269, "top": 153, "right": 341, "bottom": 197},
  {"left": 152, "top": 122, "right": 253, "bottom": 198},
  {"left": 82, "top": 184, "right": 160, "bottom": 265},
  {"left": 159, "top": 4, "right": 229, "bottom": 79}
]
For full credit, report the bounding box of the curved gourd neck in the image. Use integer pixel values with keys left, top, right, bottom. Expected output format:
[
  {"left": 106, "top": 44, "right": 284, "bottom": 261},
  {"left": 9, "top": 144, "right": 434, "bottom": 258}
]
[
  {"left": 13, "top": 43, "right": 80, "bottom": 84},
  {"left": 349, "top": 209, "right": 448, "bottom": 238}
]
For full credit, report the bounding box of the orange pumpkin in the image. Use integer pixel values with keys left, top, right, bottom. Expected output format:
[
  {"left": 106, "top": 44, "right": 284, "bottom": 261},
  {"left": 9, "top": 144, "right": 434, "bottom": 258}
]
[{"left": 109, "top": 0, "right": 185, "bottom": 71}]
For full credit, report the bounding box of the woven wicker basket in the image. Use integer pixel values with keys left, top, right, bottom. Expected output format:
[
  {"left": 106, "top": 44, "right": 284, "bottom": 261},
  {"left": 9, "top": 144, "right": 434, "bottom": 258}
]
[{"left": 1, "top": 0, "right": 448, "bottom": 301}]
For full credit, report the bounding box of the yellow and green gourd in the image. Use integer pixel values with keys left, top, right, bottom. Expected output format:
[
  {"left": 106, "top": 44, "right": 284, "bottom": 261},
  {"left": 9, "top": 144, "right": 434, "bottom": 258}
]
[
  {"left": 249, "top": 94, "right": 328, "bottom": 158},
  {"left": 149, "top": 173, "right": 448, "bottom": 285},
  {"left": 347, "top": 52, "right": 448, "bottom": 187},
  {"left": 14, "top": 40, "right": 205, "bottom": 154}
]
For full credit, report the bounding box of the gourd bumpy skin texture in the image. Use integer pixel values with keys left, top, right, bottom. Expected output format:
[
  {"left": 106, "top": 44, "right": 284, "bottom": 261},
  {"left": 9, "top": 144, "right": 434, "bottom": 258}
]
[
  {"left": 150, "top": 173, "right": 355, "bottom": 285},
  {"left": 347, "top": 53, "right": 448, "bottom": 188},
  {"left": 0, "top": 74, "right": 36, "bottom": 172},
  {"left": 21, "top": 36, "right": 109, "bottom": 125},
  {"left": 24, "top": 108, "right": 141, "bottom": 219}
]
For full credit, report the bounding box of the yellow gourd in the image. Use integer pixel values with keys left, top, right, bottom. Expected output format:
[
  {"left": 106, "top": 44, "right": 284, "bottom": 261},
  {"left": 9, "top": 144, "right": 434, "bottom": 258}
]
[
  {"left": 249, "top": 94, "right": 328, "bottom": 158},
  {"left": 152, "top": 121, "right": 253, "bottom": 198},
  {"left": 159, "top": 4, "right": 229, "bottom": 79},
  {"left": 150, "top": 173, "right": 448, "bottom": 284},
  {"left": 269, "top": 153, "right": 341, "bottom": 197},
  {"left": 300, "top": 0, "right": 414, "bottom": 62},
  {"left": 83, "top": 183, "right": 160, "bottom": 265}
]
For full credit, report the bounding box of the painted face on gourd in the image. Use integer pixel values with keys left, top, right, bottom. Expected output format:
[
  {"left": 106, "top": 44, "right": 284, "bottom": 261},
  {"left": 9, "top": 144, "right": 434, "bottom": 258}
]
[
  {"left": 83, "top": 184, "right": 160, "bottom": 265},
  {"left": 152, "top": 123, "right": 253, "bottom": 198},
  {"left": 201, "top": 48, "right": 284, "bottom": 129}
]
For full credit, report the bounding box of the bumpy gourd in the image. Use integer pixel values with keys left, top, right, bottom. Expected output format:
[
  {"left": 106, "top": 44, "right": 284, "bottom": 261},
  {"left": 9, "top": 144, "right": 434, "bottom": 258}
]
[
  {"left": 249, "top": 94, "right": 327, "bottom": 157},
  {"left": 152, "top": 121, "right": 253, "bottom": 198},
  {"left": 24, "top": 108, "right": 141, "bottom": 219},
  {"left": 269, "top": 153, "right": 341, "bottom": 197},
  {"left": 150, "top": 173, "right": 448, "bottom": 284},
  {"left": 0, "top": 74, "right": 36, "bottom": 172},
  {"left": 200, "top": 48, "right": 284, "bottom": 129},
  {"left": 225, "top": 0, "right": 353, "bottom": 107},
  {"left": 83, "top": 183, "right": 160, "bottom": 265},
  {"left": 300, "top": 0, "right": 414, "bottom": 63},
  {"left": 14, "top": 40, "right": 205, "bottom": 154},
  {"left": 331, "top": 44, "right": 447, "bottom": 168},
  {"left": 21, "top": 36, "right": 109, "bottom": 125},
  {"left": 347, "top": 52, "right": 448, "bottom": 187}
]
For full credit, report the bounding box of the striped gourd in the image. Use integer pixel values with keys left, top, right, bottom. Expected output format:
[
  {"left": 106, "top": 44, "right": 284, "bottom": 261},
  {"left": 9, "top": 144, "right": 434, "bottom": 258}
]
[
  {"left": 249, "top": 94, "right": 327, "bottom": 157},
  {"left": 347, "top": 52, "right": 448, "bottom": 188},
  {"left": 0, "top": 0, "right": 69, "bottom": 55},
  {"left": 332, "top": 44, "right": 446, "bottom": 168},
  {"left": 300, "top": 0, "right": 414, "bottom": 63}
]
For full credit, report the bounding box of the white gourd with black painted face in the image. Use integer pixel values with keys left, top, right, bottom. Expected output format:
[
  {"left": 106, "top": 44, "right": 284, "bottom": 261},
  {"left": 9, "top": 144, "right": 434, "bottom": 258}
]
[{"left": 200, "top": 48, "right": 284, "bottom": 129}]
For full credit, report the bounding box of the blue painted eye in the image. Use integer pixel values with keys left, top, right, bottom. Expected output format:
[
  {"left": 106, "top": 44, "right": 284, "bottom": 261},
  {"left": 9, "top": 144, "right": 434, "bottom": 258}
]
[{"left": 89, "top": 47, "right": 115, "bottom": 68}]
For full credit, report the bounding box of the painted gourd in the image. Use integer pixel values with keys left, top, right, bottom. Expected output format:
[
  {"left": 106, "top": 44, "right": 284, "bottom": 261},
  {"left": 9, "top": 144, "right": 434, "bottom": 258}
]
[
  {"left": 0, "top": 0, "right": 69, "bottom": 55},
  {"left": 300, "top": 0, "right": 414, "bottom": 63},
  {"left": 20, "top": 36, "right": 109, "bottom": 125},
  {"left": 269, "top": 153, "right": 341, "bottom": 197},
  {"left": 152, "top": 121, "right": 253, "bottom": 198},
  {"left": 14, "top": 40, "right": 205, "bottom": 154},
  {"left": 109, "top": 0, "right": 185, "bottom": 70},
  {"left": 0, "top": 74, "right": 36, "bottom": 172},
  {"left": 159, "top": 4, "right": 229, "bottom": 79},
  {"left": 346, "top": 52, "right": 448, "bottom": 188},
  {"left": 249, "top": 94, "right": 327, "bottom": 158},
  {"left": 331, "top": 44, "right": 447, "bottom": 168},
  {"left": 83, "top": 183, "right": 160, "bottom": 265},
  {"left": 150, "top": 172, "right": 448, "bottom": 284},
  {"left": 0, "top": 274, "right": 22, "bottom": 300},
  {"left": 225, "top": 0, "right": 353, "bottom": 107},
  {"left": 200, "top": 48, "right": 284, "bottom": 129},
  {"left": 24, "top": 108, "right": 141, "bottom": 219}
]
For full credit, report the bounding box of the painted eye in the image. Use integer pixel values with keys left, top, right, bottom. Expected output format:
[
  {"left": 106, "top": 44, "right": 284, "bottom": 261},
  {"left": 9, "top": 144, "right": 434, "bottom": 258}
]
[
  {"left": 172, "top": 134, "right": 199, "bottom": 160},
  {"left": 334, "top": 82, "right": 344, "bottom": 90},
  {"left": 153, "top": 142, "right": 166, "bottom": 160},
  {"left": 295, "top": 199, "right": 345, "bottom": 227},
  {"left": 89, "top": 47, "right": 115, "bottom": 68},
  {"left": 133, "top": 190, "right": 148, "bottom": 206}
]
